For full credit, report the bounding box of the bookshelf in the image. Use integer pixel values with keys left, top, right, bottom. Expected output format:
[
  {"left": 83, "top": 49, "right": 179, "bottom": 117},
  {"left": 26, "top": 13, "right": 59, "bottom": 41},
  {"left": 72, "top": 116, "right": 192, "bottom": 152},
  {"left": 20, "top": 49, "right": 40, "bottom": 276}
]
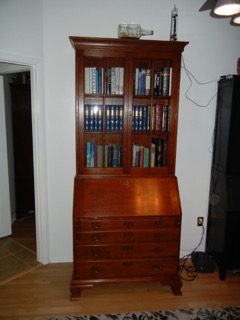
[{"left": 69, "top": 37, "right": 188, "bottom": 300}]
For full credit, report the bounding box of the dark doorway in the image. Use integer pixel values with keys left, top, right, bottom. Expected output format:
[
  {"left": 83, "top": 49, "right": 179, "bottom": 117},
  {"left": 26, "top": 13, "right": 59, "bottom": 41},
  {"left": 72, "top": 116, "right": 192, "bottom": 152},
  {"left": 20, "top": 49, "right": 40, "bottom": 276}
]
[{"left": 9, "top": 72, "right": 35, "bottom": 219}]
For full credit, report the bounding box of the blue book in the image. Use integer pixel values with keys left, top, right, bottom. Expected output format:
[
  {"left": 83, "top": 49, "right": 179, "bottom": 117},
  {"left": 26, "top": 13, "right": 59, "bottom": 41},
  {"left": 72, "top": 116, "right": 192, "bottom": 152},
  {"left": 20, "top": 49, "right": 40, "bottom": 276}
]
[
  {"left": 93, "top": 105, "right": 98, "bottom": 131},
  {"left": 84, "top": 105, "right": 90, "bottom": 131},
  {"left": 139, "top": 68, "right": 147, "bottom": 95},
  {"left": 110, "top": 105, "right": 115, "bottom": 131},
  {"left": 98, "top": 105, "right": 102, "bottom": 131},
  {"left": 98, "top": 68, "right": 103, "bottom": 94},
  {"left": 142, "top": 105, "right": 147, "bottom": 131},
  {"left": 115, "top": 105, "right": 119, "bottom": 131},
  {"left": 144, "top": 147, "right": 149, "bottom": 167},
  {"left": 86, "top": 141, "right": 92, "bottom": 167},
  {"left": 90, "top": 141, "right": 95, "bottom": 167},
  {"left": 107, "top": 145, "right": 113, "bottom": 167},
  {"left": 105, "top": 105, "right": 110, "bottom": 131},
  {"left": 119, "top": 105, "right": 123, "bottom": 131},
  {"left": 112, "top": 145, "right": 119, "bottom": 167},
  {"left": 138, "top": 106, "right": 143, "bottom": 131},
  {"left": 117, "top": 145, "right": 122, "bottom": 167},
  {"left": 134, "top": 106, "right": 139, "bottom": 131},
  {"left": 89, "top": 106, "right": 94, "bottom": 131}
]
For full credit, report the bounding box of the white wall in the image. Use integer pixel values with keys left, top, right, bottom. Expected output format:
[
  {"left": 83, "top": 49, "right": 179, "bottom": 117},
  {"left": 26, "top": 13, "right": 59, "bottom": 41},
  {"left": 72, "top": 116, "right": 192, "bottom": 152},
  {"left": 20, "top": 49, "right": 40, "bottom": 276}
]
[{"left": 0, "top": 0, "right": 240, "bottom": 262}]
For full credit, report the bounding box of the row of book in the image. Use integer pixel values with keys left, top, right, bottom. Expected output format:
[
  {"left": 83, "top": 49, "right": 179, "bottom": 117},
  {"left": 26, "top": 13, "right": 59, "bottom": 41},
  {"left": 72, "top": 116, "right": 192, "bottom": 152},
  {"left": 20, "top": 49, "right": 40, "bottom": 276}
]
[
  {"left": 134, "top": 68, "right": 151, "bottom": 95},
  {"left": 84, "top": 104, "right": 123, "bottom": 131},
  {"left": 134, "top": 67, "right": 171, "bottom": 96},
  {"left": 84, "top": 66, "right": 171, "bottom": 96},
  {"left": 106, "top": 105, "right": 123, "bottom": 131},
  {"left": 153, "top": 67, "right": 172, "bottom": 96},
  {"left": 84, "top": 67, "right": 124, "bottom": 95},
  {"left": 85, "top": 67, "right": 103, "bottom": 94},
  {"left": 132, "top": 104, "right": 170, "bottom": 132},
  {"left": 132, "top": 105, "right": 150, "bottom": 132},
  {"left": 132, "top": 138, "right": 167, "bottom": 168},
  {"left": 152, "top": 104, "right": 169, "bottom": 132},
  {"left": 84, "top": 104, "right": 169, "bottom": 132},
  {"left": 86, "top": 141, "right": 122, "bottom": 168},
  {"left": 85, "top": 139, "right": 167, "bottom": 168},
  {"left": 85, "top": 104, "right": 102, "bottom": 131},
  {"left": 106, "top": 67, "right": 124, "bottom": 95}
]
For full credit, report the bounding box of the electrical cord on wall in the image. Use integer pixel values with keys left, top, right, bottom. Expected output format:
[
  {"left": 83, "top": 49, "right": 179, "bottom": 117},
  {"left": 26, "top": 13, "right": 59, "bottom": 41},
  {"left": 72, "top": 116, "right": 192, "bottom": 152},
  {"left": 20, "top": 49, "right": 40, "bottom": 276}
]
[
  {"left": 181, "top": 54, "right": 218, "bottom": 108},
  {"left": 179, "top": 224, "right": 205, "bottom": 281},
  {"left": 178, "top": 55, "right": 217, "bottom": 280}
]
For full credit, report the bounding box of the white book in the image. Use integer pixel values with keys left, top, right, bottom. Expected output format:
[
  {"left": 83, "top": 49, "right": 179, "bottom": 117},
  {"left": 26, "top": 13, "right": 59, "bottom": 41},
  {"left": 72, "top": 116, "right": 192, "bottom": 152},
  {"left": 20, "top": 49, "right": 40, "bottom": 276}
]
[
  {"left": 134, "top": 68, "right": 139, "bottom": 95},
  {"left": 84, "top": 67, "right": 90, "bottom": 94},
  {"left": 119, "top": 67, "right": 124, "bottom": 95}
]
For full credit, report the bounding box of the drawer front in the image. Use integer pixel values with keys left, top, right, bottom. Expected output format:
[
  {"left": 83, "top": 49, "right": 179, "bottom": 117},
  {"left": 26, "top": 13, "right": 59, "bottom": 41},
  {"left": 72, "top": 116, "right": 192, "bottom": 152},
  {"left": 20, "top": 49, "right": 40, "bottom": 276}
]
[
  {"left": 74, "top": 258, "right": 179, "bottom": 279},
  {"left": 74, "top": 216, "right": 180, "bottom": 232},
  {"left": 75, "top": 242, "right": 179, "bottom": 259},
  {"left": 75, "top": 229, "right": 179, "bottom": 244}
]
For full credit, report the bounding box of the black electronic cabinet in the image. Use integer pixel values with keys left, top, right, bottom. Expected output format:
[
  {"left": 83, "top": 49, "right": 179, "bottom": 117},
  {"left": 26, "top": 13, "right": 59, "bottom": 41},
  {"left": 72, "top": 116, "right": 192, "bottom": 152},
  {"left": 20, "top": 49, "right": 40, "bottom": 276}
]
[{"left": 206, "top": 75, "right": 240, "bottom": 280}]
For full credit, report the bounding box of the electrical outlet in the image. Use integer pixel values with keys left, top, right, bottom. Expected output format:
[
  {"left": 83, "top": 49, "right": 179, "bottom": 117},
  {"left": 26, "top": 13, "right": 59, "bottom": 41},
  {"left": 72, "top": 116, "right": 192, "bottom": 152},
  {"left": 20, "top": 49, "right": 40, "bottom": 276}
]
[{"left": 197, "top": 216, "right": 204, "bottom": 226}]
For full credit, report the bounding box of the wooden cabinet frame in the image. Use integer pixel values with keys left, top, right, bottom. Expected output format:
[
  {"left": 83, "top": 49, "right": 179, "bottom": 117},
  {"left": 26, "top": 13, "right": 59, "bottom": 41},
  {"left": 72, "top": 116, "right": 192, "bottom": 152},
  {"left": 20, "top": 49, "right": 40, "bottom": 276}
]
[{"left": 69, "top": 37, "right": 188, "bottom": 300}]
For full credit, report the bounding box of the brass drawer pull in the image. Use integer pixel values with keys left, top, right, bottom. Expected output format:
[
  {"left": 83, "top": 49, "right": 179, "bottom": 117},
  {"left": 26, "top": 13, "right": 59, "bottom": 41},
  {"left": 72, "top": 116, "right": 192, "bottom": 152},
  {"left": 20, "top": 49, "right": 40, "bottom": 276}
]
[
  {"left": 92, "top": 266, "right": 101, "bottom": 273},
  {"left": 92, "top": 234, "right": 102, "bottom": 242},
  {"left": 123, "top": 221, "right": 134, "bottom": 228},
  {"left": 153, "top": 247, "right": 163, "bottom": 254},
  {"left": 153, "top": 264, "right": 162, "bottom": 271},
  {"left": 75, "top": 221, "right": 80, "bottom": 231},
  {"left": 123, "top": 261, "right": 133, "bottom": 267},
  {"left": 123, "top": 245, "right": 133, "bottom": 252},
  {"left": 154, "top": 233, "right": 165, "bottom": 240},
  {"left": 91, "top": 248, "right": 102, "bottom": 256},
  {"left": 91, "top": 222, "right": 102, "bottom": 229},
  {"left": 154, "top": 220, "right": 164, "bottom": 227},
  {"left": 124, "top": 232, "right": 134, "bottom": 238}
]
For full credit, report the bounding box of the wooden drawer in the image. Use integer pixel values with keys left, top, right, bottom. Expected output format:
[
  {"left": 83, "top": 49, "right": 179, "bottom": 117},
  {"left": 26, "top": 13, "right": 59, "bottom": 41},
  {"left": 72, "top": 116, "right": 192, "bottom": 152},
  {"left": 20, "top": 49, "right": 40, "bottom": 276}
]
[
  {"left": 75, "top": 242, "right": 179, "bottom": 259},
  {"left": 74, "top": 258, "right": 179, "bottom": 279},
  {"left": 75, "top": 229, "right": 179, "bottom": 244},
  {"left": 74, "top": 216, "right": 180, "bottom": 232}
]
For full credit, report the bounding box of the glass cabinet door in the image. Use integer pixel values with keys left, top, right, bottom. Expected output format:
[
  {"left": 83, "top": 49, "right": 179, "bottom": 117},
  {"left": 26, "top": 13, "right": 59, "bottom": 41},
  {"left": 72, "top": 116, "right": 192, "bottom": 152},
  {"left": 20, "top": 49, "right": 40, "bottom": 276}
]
[
  {"left": 79, "top": 56, "right": 127, "bottom": 174},
  {"left": 130, "top": 57, "right": 172, "bottom": 174}
]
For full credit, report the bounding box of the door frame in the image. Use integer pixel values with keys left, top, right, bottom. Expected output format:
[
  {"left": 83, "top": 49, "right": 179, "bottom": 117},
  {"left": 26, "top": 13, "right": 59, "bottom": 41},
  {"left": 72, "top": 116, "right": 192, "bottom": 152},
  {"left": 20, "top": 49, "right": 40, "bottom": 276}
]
[{"left": 0, "top": 52, "right": 49, "bottom": 264}]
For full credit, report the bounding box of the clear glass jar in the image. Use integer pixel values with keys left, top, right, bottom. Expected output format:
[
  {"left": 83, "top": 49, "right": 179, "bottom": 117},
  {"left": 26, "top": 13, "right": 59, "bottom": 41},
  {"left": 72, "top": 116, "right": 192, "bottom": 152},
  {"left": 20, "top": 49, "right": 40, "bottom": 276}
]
[{"left": 118, "top": 24, "right": 153, "bottom": 39}]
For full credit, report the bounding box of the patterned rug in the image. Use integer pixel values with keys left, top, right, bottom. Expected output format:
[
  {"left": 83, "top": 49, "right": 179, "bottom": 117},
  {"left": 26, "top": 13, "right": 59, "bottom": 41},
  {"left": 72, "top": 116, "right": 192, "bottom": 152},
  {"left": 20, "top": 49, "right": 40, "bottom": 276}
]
[{"left": 49, "top": 306, "right": 240, "bottom": 320}]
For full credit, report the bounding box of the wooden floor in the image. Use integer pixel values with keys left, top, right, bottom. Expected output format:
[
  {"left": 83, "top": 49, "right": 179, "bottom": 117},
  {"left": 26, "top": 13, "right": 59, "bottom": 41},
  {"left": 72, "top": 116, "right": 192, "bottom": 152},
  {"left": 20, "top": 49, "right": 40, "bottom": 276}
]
[
  {"left": 1, "top": 216, "right": 240, "bottom": 320},
  {"left": 0, "top": 263, "right": 240, "bottom": 320}
]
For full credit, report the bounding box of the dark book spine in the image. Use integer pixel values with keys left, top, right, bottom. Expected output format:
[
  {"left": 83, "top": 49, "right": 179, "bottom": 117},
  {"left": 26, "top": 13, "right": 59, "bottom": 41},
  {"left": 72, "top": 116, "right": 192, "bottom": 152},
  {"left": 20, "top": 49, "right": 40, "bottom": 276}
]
[
  {"left": 119, "top": 105, "right": 123, "bottom": 131},
  {"left": 105, "top": 105, "right": 110, "bottom": 131},
  {"left": 89, "top": 105, "right": 94, "bottom": 131},
  {"left": 155, "top": 104, "right": 163, "bottom": 131},
  {"left": 162, "top": 105, "right": 169, "bottom": 132},
  {"left": 110, "top": 105, "right": 115, "bottom": 131},
  {"left": 105, "top": 67, "right": 111, "bottom": 94},
  {"left": 84, "top": 104, "right": 90, "bottom": 131},
  {"left": 162, "top": 67, "right": 170, "bottom": 96},
  {"left": 151, "top": 138, "right": 164, "bottom": 167},
  {"left": 98, "top": 105, "right": 102, "bottom": 131},
  {"left": 142, "top": 105, "right": 147, "bottom": 131}
]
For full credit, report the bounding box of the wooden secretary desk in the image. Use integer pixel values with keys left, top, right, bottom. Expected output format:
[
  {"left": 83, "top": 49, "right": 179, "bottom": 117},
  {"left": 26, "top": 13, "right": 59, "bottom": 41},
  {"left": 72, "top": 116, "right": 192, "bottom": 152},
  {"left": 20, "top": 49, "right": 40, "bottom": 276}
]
[{"left": 69, "top": 36, "right": 188, "bottom": 300}]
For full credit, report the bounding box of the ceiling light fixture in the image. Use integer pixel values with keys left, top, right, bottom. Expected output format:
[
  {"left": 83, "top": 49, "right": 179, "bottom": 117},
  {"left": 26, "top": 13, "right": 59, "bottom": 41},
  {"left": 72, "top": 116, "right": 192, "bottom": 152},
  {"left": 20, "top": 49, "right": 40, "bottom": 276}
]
[
  {"left": 232, "top": 12, "right": 240, "bottom": 22},
  {"left": 214, "top": 0, "right": 240, "bottom": 16}
]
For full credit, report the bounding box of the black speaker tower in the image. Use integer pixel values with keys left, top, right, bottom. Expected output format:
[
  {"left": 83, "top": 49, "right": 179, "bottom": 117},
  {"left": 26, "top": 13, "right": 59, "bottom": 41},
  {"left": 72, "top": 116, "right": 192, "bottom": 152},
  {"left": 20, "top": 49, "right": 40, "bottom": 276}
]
[{"left": 206, "top": 75, "right": 240, "bottom": 280}]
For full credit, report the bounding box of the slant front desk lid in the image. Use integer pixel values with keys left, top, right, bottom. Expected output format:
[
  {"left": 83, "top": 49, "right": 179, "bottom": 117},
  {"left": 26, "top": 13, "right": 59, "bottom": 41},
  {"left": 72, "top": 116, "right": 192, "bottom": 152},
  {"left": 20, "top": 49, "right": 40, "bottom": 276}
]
[{"left": 73, "top": 176, "right": 181, "bottom": 217}]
